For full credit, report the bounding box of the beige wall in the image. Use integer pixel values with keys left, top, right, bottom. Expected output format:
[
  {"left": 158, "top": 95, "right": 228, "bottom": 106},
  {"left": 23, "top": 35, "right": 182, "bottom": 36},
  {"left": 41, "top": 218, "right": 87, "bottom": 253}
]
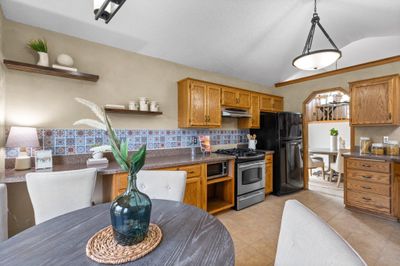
[
  {"left": 3, "top": 20, "right": 273, "bottom": 130},
  {"left": 273, "top": 62, "right": 400, "bottom": 145},
  {"left": 0, "top": 8, "right": 5, "bottom": 170}
]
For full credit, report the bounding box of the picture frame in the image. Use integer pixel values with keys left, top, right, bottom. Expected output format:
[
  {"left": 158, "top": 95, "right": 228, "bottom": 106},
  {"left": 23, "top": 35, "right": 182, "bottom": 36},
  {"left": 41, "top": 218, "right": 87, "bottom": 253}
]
[
  {"left": 35, "top": 150, "right": 53, "bottom": 170},
  {"left": 199, "top": 135, "right": 211, "bottom": 154}
]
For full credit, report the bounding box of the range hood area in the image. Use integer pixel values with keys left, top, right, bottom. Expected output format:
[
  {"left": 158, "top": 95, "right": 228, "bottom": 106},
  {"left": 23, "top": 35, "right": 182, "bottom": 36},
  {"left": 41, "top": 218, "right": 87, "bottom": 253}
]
[{"left": 222, "top": 108, "right": 252, "bottom": 118}]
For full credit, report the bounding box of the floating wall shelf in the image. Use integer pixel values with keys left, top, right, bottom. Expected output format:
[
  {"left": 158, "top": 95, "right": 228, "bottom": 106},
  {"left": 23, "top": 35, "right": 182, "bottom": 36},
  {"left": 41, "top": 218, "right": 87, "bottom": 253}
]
[
  {"left": 104, "top": 108, "right": 163, "bottom": 115},
  {"left": 3, "top": 59, "right": 99, "bottom": 82}
]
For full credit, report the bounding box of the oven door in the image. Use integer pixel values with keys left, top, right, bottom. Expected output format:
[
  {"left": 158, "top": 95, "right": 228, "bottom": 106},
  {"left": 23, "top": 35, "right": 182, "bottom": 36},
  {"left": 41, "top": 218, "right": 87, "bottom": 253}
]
[{"left": 237, "top": 160, "right": 265, "bottom": 196}]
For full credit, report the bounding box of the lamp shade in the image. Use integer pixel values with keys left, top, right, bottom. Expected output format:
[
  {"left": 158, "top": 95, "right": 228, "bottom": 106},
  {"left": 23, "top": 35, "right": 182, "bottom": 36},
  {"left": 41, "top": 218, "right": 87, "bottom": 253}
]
[
  {"left": 6, "top": 127, "right": 39, "bottom": 148},
  {"left": 292, "top": 49, "right": 342, "bottom": 71}
]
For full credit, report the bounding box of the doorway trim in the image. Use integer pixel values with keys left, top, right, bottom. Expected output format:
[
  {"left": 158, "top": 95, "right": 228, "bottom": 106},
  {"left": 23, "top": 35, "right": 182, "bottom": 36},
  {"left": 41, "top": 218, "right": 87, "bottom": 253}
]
[{"left": 302, "top": 87, "right": 349, "bottom": 189}]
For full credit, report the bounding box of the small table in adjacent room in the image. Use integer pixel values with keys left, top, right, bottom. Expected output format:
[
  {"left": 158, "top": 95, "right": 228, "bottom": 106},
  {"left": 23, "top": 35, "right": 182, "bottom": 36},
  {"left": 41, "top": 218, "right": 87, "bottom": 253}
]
[{"left": 0, "top": 200, "right": 234, "bottom": 266}]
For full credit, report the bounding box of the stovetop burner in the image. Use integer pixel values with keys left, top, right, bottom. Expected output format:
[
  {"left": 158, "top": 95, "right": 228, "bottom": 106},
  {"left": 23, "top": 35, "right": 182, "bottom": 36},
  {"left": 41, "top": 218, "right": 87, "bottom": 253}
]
[{"left": 214, "top": 148, "right": 265, "bottom": 162}]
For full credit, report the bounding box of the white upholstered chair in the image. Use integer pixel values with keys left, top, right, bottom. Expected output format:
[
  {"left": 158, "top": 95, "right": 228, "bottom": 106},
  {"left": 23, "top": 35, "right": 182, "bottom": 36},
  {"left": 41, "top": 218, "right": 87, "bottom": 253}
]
[
  {"left": 137, "top": 170, "right": 187, "bottom": 202},
  {"left": 308, "top": 155, "right": 325, "bottom": 180},
  {"left": 26, "top": 168, "right": 97, "bottom": 224},
  {"left": 275, "top": 200, "right": 366, "bottom": 266},
  {"left": 330, "top": 150, "right": 344, "bottom": 187},
  {"left": 0, "top": 184, "right": 7, "bottom": 242}
]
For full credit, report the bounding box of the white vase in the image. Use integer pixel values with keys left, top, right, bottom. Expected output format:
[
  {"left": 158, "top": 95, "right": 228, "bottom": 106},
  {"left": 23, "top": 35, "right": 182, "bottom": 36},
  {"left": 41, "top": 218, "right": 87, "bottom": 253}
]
[
  {"left": 330, "top": 135, "right": 338, "bottom": 151},
  {"left": 37, "top": 52, "right": 49, "bottom": 67}
]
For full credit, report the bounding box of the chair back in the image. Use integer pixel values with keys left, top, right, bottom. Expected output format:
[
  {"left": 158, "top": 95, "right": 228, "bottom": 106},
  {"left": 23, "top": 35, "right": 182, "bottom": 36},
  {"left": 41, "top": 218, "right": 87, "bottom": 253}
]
[
  {"left": 26, "top": 168, "right": 97, "bottom": 224},
  {"left": 137, "top": 170, "right": 187, "bottom": 202},
  {"left": 332, "top": 150, "right": 344, "bottom": 173},
  {"left": 0, "top": 184, "right": 7, "bottom": 242},
  {"left": 275, "top": 200, "right": 366, "bottom": 266}
]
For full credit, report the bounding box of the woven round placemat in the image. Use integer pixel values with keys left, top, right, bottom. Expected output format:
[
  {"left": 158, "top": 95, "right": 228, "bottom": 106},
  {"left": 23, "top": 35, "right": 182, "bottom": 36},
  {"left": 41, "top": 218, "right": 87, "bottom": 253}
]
[{"left": 86, "top": 224, "right": 162, "bottom": 265}]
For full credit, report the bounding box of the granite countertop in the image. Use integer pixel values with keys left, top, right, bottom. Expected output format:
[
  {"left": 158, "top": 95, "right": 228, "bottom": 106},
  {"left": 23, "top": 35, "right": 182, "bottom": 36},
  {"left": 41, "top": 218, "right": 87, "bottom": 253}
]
[
  {"left": 342, "top": 151, "right": 400, "bottom": 162},
  {"left": 0, "top": 153, "right": 236, "bottom": 184}
]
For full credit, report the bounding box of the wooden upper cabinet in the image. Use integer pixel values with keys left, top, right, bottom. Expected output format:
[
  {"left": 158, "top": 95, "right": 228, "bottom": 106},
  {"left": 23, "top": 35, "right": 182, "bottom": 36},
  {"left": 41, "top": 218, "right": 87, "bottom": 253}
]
[
  {"left": 350, "top": 74, "right": 399, "bottom": 125},
  {"left": 260, "top": 95, "right": 283, "bottom": 112},
  {"left": 221, "top": 87, "right": 251, "bottom": 109},
  {"left": 260, "top": 95, "right": 273, "bottom": 111},
  {"left": 178, "top": 79, "right": 221, "bottom": 128},
  {"left": 206, "top": 84, "right": 222, "bottom": 126},
  {"left": 238, "top": 93, "right": 260, "bottom": 129},
  {"left": 272, "top": 97, "right": 284, "bottom": 111},
  {"left": 189, "top": 81, "right": 207, "bottom": 126}
]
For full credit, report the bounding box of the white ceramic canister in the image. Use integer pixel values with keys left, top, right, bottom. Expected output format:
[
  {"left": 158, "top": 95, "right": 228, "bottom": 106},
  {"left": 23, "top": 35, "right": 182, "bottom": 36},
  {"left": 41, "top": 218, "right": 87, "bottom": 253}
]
[
  {"left": 150, "top": 101, "right": 159, "bottom": 112},
  {"left": 128, "top": 101, "right": 139, "bottom": 110}
]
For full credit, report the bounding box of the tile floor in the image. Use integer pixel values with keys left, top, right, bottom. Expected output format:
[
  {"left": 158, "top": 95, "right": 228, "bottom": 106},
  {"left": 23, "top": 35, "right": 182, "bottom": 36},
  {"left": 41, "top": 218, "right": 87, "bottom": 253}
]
[{"left": 216, "top": 176, "right": 400, "bottom": 266}]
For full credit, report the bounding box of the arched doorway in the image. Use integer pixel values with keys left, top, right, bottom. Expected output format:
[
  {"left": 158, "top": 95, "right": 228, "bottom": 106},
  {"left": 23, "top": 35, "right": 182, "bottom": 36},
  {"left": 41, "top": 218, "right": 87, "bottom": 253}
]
[{"left": 303, "top": 87, "right": 350, "bottom": 190}]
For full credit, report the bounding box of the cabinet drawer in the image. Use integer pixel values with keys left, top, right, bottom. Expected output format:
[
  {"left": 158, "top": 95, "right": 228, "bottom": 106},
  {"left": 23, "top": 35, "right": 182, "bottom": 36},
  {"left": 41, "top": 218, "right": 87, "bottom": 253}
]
[
  {"left": 177, "top": 164, "right": 202, "bottom": 178},
  {"left": 346, "top": 159, "right": 390, "bottom": 173},
  {"left": 347, "top": 190, "right": 390, "bottom": 214},
  {"left": 346, "top": 169, "right": 390, "bottom": 184},
  {"left": 347, "top": 179, "right": 390, "bottom": 196}
]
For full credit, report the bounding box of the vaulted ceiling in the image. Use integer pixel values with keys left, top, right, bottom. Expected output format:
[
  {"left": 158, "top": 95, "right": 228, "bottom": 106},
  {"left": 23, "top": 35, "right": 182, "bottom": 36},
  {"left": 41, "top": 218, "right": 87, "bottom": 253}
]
[{"left": 1, "top": 0, "right": 400, "bottom": 87}]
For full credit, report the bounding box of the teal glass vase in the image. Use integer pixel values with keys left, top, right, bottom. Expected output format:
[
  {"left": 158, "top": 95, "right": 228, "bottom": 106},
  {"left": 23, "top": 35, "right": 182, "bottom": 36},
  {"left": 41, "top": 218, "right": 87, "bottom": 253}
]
[{"left": 110, "top": 173, "right": 152, "bottom": 246}]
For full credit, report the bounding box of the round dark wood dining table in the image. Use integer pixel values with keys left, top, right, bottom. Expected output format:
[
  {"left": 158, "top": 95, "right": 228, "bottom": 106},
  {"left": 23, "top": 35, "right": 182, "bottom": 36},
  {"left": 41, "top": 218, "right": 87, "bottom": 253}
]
[{"left": 0, "top": 200, "right": 234, "bottom": 266}]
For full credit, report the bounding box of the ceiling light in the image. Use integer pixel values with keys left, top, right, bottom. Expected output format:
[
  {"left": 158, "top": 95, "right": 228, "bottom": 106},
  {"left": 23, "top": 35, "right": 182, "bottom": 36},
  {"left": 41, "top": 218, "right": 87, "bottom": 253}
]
[
  {"left": 93, "top": 0, "right": 126, "bottom": 24},
  {"left": 292, "top": 0, "right": 341, "bottom": 70}
]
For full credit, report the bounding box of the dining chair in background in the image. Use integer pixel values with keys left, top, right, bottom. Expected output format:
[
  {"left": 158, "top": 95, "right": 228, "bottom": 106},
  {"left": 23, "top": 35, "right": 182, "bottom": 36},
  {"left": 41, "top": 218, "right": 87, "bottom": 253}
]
[
  {"left": 308, "top": 155, "right": 325, "bottom": 180},
  {"left": 137, "top": 170, "right": 187, "bottom": 202},
  {"left": 0, "top": 184, "right": 7, "bottom": 242},
  {"left": 26, "top": 168, "right": 97, "bottom": 224},
  {"left": 330, "top": 150, "right": 344, "bottom": 187}
]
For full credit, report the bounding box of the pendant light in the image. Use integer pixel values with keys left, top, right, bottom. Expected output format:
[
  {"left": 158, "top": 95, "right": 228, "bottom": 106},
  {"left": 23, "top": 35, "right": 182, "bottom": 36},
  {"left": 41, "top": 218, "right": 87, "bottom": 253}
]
[
  {"left": 292, "top": 0, "right": 341, "bottom": 70},
  {"left": 94, "top": 0, "right": 126, "bottom": 24}
]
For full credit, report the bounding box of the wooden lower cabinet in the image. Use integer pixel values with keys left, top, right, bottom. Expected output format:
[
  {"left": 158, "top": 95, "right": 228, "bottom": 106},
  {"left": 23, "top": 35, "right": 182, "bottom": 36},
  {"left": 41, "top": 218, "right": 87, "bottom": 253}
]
[
  {"left": 103, "top": 161, "right": 236, "bottom": 214},
  {"left": 265, "top": 154, "right": 273, "bottom": 194},
  {"left": 344, "top": 157, "right": 400, "bottom": 220}
]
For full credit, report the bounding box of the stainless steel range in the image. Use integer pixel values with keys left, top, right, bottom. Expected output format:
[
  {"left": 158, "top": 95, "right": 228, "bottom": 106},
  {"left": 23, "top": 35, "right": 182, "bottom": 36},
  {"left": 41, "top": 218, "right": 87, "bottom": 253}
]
[{"left": 214, "top": 148, "right": 266, "bottom": 210}]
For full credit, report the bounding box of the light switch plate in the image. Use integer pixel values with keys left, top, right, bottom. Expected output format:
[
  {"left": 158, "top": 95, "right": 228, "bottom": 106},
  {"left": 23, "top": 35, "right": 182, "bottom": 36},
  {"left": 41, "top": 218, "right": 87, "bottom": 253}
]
[{"left": 383, "top": 136, "right": 389, "bottom": 143}]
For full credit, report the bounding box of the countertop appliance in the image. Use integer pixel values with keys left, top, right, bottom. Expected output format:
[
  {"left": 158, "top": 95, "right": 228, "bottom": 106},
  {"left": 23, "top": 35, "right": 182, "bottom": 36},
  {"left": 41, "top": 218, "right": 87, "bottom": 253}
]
[
  {"left": 207, "top": 161, "right": 229, "bottom": 180},
  {"left": 214, "top": 148, "right": 266, "bottom": 210},
  {"left": 250, "top": 112, "right": 303, "bottom": 195}
]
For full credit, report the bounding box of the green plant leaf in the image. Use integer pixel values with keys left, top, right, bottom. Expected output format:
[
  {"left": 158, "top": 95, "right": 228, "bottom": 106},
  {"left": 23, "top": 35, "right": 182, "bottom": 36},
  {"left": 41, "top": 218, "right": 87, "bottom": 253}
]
[
  {"left": 120, "top": 139, "right": 129, "bottom": 162},
  {"left": 111, "top": 145, "right": 129, "bottom": 172},
  {"left": 27, "top": 39, "right": 48, "bottom": 53},
  {"left": 129, "top": 145, "right": 146, "bottom": 176}
]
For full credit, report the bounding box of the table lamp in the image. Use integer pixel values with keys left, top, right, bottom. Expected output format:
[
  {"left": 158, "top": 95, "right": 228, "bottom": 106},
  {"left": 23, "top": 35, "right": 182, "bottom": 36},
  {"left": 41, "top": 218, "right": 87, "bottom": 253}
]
[{"left": 6, "top": 126, "right": 39, "bottom": 170}]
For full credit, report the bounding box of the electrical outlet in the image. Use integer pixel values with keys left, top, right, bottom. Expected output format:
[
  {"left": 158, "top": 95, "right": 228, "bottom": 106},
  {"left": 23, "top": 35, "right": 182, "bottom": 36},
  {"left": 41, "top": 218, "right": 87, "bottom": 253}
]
[
  {"left": 192, "top": 136, "right": 198, "bottom": 145},
  {"left": 383, "top": 136, "right": 389, "bottom": 144}
]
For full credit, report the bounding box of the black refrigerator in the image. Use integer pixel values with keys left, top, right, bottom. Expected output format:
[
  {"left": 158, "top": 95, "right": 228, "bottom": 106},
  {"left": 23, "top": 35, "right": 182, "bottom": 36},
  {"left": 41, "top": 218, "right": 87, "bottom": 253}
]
[{"left": 250, "top": 112, "right": 304, "bottom": 195}]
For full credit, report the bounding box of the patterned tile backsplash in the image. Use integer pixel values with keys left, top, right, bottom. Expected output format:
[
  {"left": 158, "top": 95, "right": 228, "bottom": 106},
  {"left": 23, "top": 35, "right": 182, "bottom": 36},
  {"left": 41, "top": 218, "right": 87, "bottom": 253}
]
[{"left": 6, "top": 128, "right": 250, "bottom": 158}]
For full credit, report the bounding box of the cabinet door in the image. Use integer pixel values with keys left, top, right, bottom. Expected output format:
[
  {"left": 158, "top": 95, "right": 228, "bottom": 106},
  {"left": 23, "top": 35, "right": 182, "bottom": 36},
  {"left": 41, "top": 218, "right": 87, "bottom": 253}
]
[
  {"left": 272, "top": 97, "right": 284, "bottom": 111},
  {"left": 351, "top": 79, "right": 393, "bottom": 125},
  {"left": 250, "top": 94, "right": 260, "bottom": 128},
  {"left": 237, "top": 91, "right": 251, "bottom": 108},
  {"left": 183, "top": 177, "right": 202, "bottom": 209},
  {"left": 221, "top": 87, "right": 239, "bottom": 107},
  {"left": 260, "top": 95, "right": 273, "bottom": 111},
  {"left": 190, "top": 82, "right": 207, "bottom": 126},
  {"left": 265, "top": 154, "right": 273, "bottom": 194},
  {"left": 206, "top": 85, "right": 222, "bottom": 127}
]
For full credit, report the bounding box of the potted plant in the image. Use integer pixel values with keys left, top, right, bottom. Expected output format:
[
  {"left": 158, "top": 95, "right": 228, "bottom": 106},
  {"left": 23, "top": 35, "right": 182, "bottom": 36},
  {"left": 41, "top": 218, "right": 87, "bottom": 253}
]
[
  {"left": 74, "top": 98, "right": 151, "bottom": 246},
  {"left": 330, "top": 128, "right": 339, "bottom": 151},
  {"left": 27, "top": 39, "right": 49, "bottom": 67}
]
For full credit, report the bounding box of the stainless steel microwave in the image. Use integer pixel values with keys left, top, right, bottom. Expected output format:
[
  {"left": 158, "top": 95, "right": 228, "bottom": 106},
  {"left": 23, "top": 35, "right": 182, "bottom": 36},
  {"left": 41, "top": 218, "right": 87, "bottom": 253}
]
[{"left": 207, "top": 161, "right": 228, "bottom": 180}]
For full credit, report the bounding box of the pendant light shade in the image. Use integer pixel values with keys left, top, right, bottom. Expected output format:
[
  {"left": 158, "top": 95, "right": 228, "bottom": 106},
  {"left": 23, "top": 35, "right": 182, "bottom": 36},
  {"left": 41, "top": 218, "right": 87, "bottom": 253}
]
[{"left": 292, "top": 0, "right": 341, "bottom": 70}]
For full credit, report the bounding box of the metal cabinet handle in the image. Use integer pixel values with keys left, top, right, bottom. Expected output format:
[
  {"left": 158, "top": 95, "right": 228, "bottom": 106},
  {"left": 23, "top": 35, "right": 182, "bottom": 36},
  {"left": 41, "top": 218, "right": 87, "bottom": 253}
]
[
  {"left": 361, "top": 175, "right": 372, "bottom": 179},
  {"left": 361, "top": 164, "right": 371, "bottom": 168},
  {"left": 361, "top": 186, "right": 371, "bottom": 190},
  {"left": 389, "top": 112, "right": 392, "bottom": 120},
  {"left": 188, "top": 171, "right": 195, "bottom": 174},
  {"left": 362, "top": 197, "right": 372, "bottom": 201}
]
